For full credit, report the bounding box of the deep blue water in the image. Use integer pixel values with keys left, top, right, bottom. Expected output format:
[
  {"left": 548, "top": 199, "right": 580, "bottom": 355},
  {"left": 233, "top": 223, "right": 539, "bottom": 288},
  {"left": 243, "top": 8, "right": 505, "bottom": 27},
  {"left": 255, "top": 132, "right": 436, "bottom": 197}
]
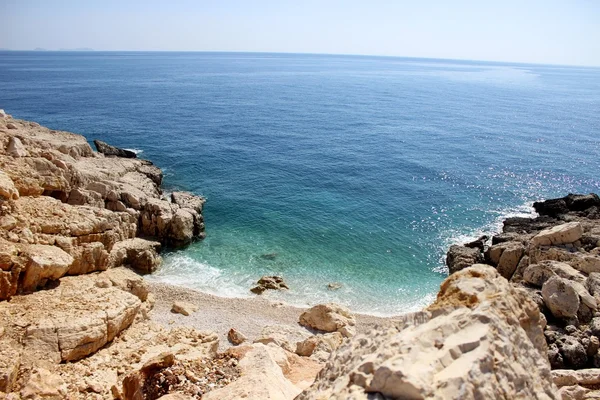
[{"left": 1, "top": 51, "right": 599, "bottom": 315}]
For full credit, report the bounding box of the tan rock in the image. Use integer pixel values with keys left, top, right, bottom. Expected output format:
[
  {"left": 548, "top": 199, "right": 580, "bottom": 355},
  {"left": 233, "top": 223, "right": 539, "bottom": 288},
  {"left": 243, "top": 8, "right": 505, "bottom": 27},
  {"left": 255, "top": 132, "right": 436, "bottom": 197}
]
[
  {"left": 110, "top": 238, "right": 162, "bottom": 274},
  {"left": 297, "top": 265, "right": 556, "bottom": 400},
  {"left": 228, "top": 328, "right": 247, "bottom": 345},
  {"left": 7, "top": 136, "right": 28, "bottom": 158},
  {"left": 171, "top": 301, "right": 198, "bottom": 316},
  {"left": 204, "top": 343, "right": 302, "bottom": 400},
  {"left": 20, "top": 368, "right": 67, "bottom": 399},
  {"left": 542, "top": 275, "right": 581, "bottom": 319},
  {"left": 496, "top": 242, "right": 525, "bottom": 279},
  {"left": 553, "top": 369, "right": 600, "bottom": 387},
  {"left": 0, "top": 170, "right": 19, "bottom": 200},
  {"left": 295, "top": 332, "right": 344, "bottom": 361},
  {"left": 299, "top": 303, "right": 356, "bottom": 337},
  {"left": 523, "top": 261, "right": 587, "bottom": 287},
  {"left": 21, "top": 244, "right": 74, "bottom": 292},
  {"left": 102, "top": 266, "right": 149, "bottom": 301},
  {"left": 254, "top": 325, "right": 312, "bottom": 352},
  {"left": 532, "top": 222, "right": 584, "bottom": 247}
]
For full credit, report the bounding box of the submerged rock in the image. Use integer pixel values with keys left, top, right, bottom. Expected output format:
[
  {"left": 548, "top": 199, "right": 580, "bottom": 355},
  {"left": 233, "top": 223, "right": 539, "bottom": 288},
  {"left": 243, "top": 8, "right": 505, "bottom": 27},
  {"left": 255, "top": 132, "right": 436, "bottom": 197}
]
[{"left": 250, "top": 275, "right": 289, "bottom": 294}]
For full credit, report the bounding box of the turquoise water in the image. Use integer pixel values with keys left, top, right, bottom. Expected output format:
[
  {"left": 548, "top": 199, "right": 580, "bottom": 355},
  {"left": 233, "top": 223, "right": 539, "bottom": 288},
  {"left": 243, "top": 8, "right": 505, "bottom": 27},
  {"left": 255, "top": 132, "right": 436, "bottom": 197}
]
[{"left": 1, "top": 52, "right": 599, "bottom": 314}]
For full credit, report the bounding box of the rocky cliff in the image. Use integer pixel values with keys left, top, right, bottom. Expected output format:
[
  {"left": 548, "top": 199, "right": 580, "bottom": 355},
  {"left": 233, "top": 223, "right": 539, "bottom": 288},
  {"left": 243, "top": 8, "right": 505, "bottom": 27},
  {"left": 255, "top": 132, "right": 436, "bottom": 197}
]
[{"left": 0, "top": 111, "right": 594, "bottom": 399}]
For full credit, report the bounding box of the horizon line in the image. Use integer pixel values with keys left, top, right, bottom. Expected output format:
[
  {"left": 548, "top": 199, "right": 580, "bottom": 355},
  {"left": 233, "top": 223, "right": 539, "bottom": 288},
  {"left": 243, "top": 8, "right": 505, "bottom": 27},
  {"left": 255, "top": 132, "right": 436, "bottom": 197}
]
[{"left": 0, "top": 49, "right": 598, "bottom": 69}]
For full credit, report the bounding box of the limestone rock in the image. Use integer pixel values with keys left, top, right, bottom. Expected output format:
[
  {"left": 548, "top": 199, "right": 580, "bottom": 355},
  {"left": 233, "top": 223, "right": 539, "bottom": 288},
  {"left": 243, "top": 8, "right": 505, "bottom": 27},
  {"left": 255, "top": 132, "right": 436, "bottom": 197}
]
[
  {"left": 297, "top": 265, "right": 556, "bottom": 400},
  {"left": 171, "top": 191, "right": 206, "bottom": 214},
  {"left": 103, "top": 266, "right": 150, "bottom": 301},
  {"left": 110, "top": 238, "right": 162, "bottom": 274},
  {"left": 295, "top": 332, "right": 344, "bottom": 362},
  {"left": 20, "top": 368, "right": 67, "bottom": 399},
  {"left": 542, "top": 275, "right": 580, "bottom": 319},
  {"left": 553, "top": 368, "right": 600, "bottom": 387},
  {"left": 0, "top": 170, "right": 19, "bottom": 200},
  {"left": 446, "top": 244, "right": 483, "bottom": 274},
  {"left": 524, "top": 261, "right": 587, "bottom": 287},
  {"left": 169, "top": 208, "right": 196, "bottom": 244},
  {"left": 254, "top": 325, "right": 312, "bottom": 352},
  {"left": 7, "top": 136, "right": 28, "bottom": 158},
  {"left": 299, "top": 303, "right": 356, "bottom": 338},
  {"left": 204, "top": 344, "right": 302, "bottom": 400},
  {"left": 171, "top": 301, "right": 198, "bottom": 316},
  {"left": 496, "top": 242, "right": 525, "bottom": 279},
  {"left": 532, "top": 222, "right": 584, "bottom": 247},
  {"left": 21, "top": 244, "right": 74, "bottom": 292},
  {"left": 251, "top": 275, "right": 289, "bottom": 294},
  {"left": 94, "top": 139, "right": 137, "bottom": 158},
  {"left": 228, "top": 328, "right": 247, "bottom": 345}
]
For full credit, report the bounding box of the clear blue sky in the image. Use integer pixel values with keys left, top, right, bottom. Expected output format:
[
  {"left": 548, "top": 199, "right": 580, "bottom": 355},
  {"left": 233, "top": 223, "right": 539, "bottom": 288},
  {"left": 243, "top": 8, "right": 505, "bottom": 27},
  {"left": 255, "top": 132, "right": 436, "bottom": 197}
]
[{"left": 1, "top": 0, "right": 598, "bottom": 66}]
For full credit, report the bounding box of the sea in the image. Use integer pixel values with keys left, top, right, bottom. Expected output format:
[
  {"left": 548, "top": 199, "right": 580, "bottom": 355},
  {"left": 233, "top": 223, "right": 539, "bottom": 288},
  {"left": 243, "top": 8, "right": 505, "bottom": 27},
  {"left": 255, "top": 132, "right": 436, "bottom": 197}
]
[{"left": 1, "top": 51, "right": 599, "bottom": 315}]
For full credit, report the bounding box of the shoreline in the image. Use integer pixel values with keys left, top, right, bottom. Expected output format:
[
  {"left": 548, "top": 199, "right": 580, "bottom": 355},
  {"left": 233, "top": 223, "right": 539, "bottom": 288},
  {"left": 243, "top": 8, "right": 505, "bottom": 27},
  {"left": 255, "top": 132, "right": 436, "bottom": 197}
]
[{"left": 147, "top": 280, "right": 400, "bottom": 350}]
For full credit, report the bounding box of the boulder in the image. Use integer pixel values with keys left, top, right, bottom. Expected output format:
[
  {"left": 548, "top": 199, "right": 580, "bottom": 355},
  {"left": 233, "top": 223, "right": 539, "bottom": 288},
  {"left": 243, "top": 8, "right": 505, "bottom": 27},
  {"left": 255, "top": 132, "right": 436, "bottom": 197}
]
[
  {"left": 251, "top": 276, "right": 289, "bottom": 294},
  {"left": 171, "top": 301, "right": 198, "bottom": 316},
  {"left": 110, "top": 238, "right": 162, "bottom": 274},
  {"left": 531, "top": 222, "right": 584, "bottom": 247},
  {"left": 558, "top": 336, "right": 588, "bottom": 369},
  {"left": 446, "top": 245, "right": 483, "bottom": 274},
  {"left": 297, "top": 265, "right": 556, "bottom": 400},
  {"left": 299, "top": 303, "right": 356, "bottom": 338},
  {"left": 496, "top": 242, "right": 525, "bottom": 280},
  {"left": 7, "top": 136, "right": 28, "bottom": 158},
  {"left": 7, "top": 273, "right": 143, "bottom": 363},
  {"left": 93, "top": 139, "right": 137, "bottom": 158},
  {"left": 295, "top": 332, "right": 344, "bottom": 362},
  {"left": 523, "top": 261, "right": 586, "bottom": 287},
  {"left": 21, "top": 244, "right": 74, "bottom": 292},
  {"left": 542, "top": 275, "right": 580, "bottom": 319}
]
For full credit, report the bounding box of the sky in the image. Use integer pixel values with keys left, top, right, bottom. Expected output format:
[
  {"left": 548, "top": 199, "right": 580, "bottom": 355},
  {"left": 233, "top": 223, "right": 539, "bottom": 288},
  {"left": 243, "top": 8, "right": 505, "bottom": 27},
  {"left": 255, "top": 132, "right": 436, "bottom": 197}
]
[{"left": 1, "top": 0, "right": 599, "bottom": 66}]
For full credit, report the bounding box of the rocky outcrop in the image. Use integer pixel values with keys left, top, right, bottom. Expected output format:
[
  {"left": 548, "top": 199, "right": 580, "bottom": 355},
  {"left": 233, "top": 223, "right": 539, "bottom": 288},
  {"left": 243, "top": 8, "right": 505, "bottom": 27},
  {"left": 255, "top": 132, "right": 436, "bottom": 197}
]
[
  {"left": 298, "top": 265, "right": 556, "bottom": 399},
  {"left": 93, "top": 139, "right": 137, "bottom": 158},
  {"left": 0, "top": 113, "right": 206, "bottom": 299}
]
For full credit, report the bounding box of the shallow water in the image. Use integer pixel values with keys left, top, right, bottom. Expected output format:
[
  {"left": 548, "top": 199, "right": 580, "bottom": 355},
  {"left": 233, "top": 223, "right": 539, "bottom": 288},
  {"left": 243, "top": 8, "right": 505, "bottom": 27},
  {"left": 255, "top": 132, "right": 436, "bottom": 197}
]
[{"left": 1, "top": 52, "right": 599, "bottom": 314}]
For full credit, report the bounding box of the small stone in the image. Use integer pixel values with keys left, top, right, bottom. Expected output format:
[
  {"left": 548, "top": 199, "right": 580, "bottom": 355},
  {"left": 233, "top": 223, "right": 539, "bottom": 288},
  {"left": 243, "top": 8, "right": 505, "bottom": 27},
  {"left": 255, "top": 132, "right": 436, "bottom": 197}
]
[
  {"left": 171, "top": 301, "right": 198, "bottom": 316},
  {"left": 327, "top": 282, "right": 342, "bottom": 291},
  {"left": 227, "top": 328, "right": 247, "bottom": 345}
]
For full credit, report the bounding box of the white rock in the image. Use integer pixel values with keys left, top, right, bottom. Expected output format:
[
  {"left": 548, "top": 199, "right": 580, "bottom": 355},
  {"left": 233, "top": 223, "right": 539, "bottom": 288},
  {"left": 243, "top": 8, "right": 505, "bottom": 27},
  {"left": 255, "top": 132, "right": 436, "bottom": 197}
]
[
  {"left": 297, "top": 265, "right": 556, "bottom": 400},
  {"left": 542, "top": 275, "right": 580, "bottom": 319},
  {"left": 532, "top": 222, "right": 583, "bottom": 247},
  {"left": 7, "top": 136, "right": 28, "bottom": 157}
]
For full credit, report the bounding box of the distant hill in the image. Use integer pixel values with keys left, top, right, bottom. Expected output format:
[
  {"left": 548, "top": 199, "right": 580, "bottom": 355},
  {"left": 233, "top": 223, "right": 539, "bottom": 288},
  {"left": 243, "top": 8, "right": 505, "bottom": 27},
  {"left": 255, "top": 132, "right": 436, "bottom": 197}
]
[
  {"left": 58, "top": 48, "right": 95, "bottom": 51},
  {"left": 33, "top": 48, "right": 48, "bottom": 51}
]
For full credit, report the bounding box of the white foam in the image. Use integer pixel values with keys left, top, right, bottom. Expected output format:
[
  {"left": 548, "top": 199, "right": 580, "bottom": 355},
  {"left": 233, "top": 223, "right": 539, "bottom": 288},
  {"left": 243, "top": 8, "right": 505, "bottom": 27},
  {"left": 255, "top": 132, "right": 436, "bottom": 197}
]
[{"left": 124, "top": 148, "right": 144, "bottom": 155}]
